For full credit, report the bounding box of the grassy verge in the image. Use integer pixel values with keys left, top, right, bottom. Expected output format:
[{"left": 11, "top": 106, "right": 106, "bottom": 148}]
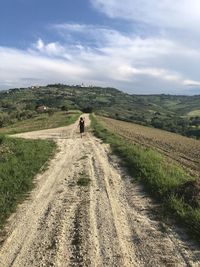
[
  {"left": 0, "top": 134, "right": 56, "bottom": 228},
  {"left": 90, "top": 114, "right": 200, "bottom": 241},
  {"left": 0, "top": 111, "right": 81, "bottom": 134}
]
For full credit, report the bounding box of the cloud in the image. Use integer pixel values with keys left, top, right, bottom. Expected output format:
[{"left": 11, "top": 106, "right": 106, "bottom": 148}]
[
  {"left": 32, "top": 38, "right": 65, "bottom": 56},
  {"left": 1, "top": 23, "right": 200, "bottom": 94},
  {"left": 53, "top": 23, "right": 133, "bottom": 48},
  {"left": 118, "top": 65, "right": 181, "bottom": 82},
  {"left": 53, "top": 24, "right": 200, "bottom": 87},
  {"left": 183, "top": 80, "right": 200, "bottom": 87},
  {"left": 91, "top": 0, "right": 200, "bottom": 30},
  {"left": 0, "top": 46, "right": 90, "bottom": 88}
]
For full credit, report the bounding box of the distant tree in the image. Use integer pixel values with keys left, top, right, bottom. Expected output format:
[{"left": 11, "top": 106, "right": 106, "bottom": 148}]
[
  {"left": 61, "top": 105, "right": 68, "bottom": 111},
  {"left": 82, "top": 107, "right": 93, "bottom": 113},
  {"left": 0, "top": 113, "right": 9, "bottom": 127},
  {"left": 190, "top": 116, "right": 200, "bottom": 127},
  {"left": 151, "top": 117, "right": 164, "bottom": 129},
  {"left": 186, "top": 129, "right": 200, "bottom": 139},
  {"left": 25, "top": 103, "right": 35, "bottom": 111},
  {"left": 47, "top": 109, "right": 54, "bottom": 116}
]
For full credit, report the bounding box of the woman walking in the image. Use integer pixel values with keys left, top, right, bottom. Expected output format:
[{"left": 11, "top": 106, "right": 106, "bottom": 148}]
[{"left": 79, "top": 117, "right": 85, "bottom": 138}]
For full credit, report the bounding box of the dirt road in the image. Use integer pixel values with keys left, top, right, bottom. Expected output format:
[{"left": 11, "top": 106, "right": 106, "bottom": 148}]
[{"left": 0, "top": 115, "right": 200, "bottom": 266}]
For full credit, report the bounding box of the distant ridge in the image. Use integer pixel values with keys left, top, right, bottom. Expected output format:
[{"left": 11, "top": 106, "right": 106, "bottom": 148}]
[{"left": 0, "top": 84, "right": 199, "bottom": 139}]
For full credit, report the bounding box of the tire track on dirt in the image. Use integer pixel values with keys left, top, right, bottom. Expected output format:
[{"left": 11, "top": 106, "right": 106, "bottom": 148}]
[
  {"left": 86, "top": 135, "right": 200, "bottom": 266},
  {"left": 87, "top": 136, "right": 137, "bottom": 266}
]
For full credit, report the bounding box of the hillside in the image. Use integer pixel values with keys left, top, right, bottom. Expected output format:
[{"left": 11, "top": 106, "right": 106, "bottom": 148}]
[{"left": 0, "top": 84, "right": 199, "bottom": 138}]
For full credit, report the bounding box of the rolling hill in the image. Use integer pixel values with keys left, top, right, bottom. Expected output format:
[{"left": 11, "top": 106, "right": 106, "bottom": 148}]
[{"left": 0, "top": 84, "right": 199, "bottom": 138}]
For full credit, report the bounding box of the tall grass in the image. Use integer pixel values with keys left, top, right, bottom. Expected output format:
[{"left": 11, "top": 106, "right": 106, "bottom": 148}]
[
  {"left": 90, "top": 115, "right": 200, "bottom": 241},
  {"left": 0, "top": 135, "right": 56, "bottom": 227}
]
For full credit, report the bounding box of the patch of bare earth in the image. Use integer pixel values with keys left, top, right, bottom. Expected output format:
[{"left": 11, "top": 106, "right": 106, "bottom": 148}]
[{"left": 0, "top": 115, "right": 200, "bottom": 266}]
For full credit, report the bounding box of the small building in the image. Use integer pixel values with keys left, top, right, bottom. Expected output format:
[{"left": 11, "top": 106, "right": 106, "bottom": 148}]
[{"left": 36, "top": 105, "right": 48, "bottom": 113}]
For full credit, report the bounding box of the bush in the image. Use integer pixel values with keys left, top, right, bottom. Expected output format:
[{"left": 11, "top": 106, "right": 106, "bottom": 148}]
[
  {"left": 47, "top": 109, "right": 55, "bottom": 116},
  {"left": 82, "top": 107, "right": 93, "bottom": 113},
  {"left": 61, "top": 105, "right": 69, "bottom": 111},
  {"left": 0, "top": 134, "right": 5, "bottom": 144}
]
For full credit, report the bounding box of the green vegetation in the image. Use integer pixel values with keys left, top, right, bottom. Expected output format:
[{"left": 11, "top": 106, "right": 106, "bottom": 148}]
[
  {"left": 0, "top": 84, "right": 199, "bottom": 138},
  {"left": 90, "top": 114, "right": 200, "bottom": 241},
  {"left": 0, "top": 111, "right": 81, "bottom": 134},
  {"left": 187, "top": 110, "right": 200, "bottom": 117},
  {"left": 77, "top": 177, "right": 91, "bottom": 186},
  {"left": 0, "top": 135, "right": 56, "bottom": 227},
  {"left": 77, "top": 172, "right": 91, "bottom": 186}
]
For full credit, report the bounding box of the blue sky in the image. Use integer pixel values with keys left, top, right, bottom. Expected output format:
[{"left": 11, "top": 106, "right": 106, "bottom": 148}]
[{"left": 1, "top": 0, "right": 200, "bottom": 95}]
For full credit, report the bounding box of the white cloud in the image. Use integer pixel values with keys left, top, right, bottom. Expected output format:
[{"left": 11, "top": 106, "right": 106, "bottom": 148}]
[
  {"left": 1, "top": 23, "right": 200, "bottom": 94},
  {"left": 73, "top": 25, "right": 200, "bottom": 91},
  {"left": 53, "top": 23, "right": 133, "bottom": 48},
  {"left": 91, "top": 0, "right": 200, "bottom": 29},
  {"left": 35, "top": 38, "right": 44, "bottom": 50},
  {"left": 183, "top": 80, "right": 200, "bottom": 87},
  {"left": 118, "top": 65, "right": 181, "bottom": 82},
  {"left": 33, "top": 38, "right": 65, "bottom": 56},
  {"left": 0, "top": 46, "right": 90, "bottom": 88}
]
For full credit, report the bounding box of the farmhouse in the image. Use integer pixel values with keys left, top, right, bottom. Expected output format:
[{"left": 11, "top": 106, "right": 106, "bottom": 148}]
[{"left": 36, "top": 105, "right": 48, "bottom": 112}]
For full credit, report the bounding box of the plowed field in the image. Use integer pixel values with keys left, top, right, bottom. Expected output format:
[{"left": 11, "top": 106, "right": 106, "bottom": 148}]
[{"left": 98, "top": 116, "right": 200, "bottom": 178}]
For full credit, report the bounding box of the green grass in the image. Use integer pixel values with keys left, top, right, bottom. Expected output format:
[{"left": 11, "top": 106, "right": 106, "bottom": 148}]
[
  {"left": 90, "top": 114, "right": 200, "bottom": 241},
  {"left": 0, "top": 134, "right": 56, "bottom": 227},
  {"left": 187, "top": 110, "right": 200, "bottom": 117},
  {"left": 0, "top": 111, "right": 81, "bottom": 134},
  {"left": 77, "top": 171, "right": 91, "bottom": 186},
  {"left": 77, "top": 177, "right": 91, "bottom": 186}
]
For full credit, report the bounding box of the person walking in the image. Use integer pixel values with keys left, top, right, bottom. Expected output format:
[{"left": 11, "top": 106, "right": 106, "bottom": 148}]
[{"left": 79, "top": 117, "right": 85, "bottom": 138}]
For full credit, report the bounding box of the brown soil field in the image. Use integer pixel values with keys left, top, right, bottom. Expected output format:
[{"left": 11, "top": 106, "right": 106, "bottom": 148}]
[{"left": 98, "top": 116, "right": 200, "bottom": 178}]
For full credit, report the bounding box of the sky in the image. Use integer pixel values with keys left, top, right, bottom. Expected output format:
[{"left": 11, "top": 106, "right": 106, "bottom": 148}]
[{"left": 0, "top": 0, "right": 200, "bottom": 95}]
